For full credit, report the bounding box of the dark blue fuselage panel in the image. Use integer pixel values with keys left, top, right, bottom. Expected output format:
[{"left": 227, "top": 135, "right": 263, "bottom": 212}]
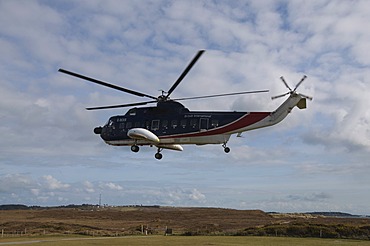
[{"left": 100, "top": 101, "right": 269, "bottom": 142}]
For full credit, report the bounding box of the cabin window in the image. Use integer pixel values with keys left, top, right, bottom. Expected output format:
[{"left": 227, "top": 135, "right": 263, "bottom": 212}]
[
  {"left": 119, "top": 123, "right": 125, "bottom": 129},
  {"left": 134, "top": 122, "right": 141, "bottom": 127},
  {"left": 162, "top": 120, "right": 168, "bottom": 129},
  {"left": 190, "top": 119, "right": 197, "bottom": 128},
  {"left": 180, "top": 119, "right": 187, "bottom": 128},
  {"left": 211, "top": 120, "right": 219, "bottom": 128},
  {"left": 126, "top": 122, "right": 132, "bottom": 129},
  {"left": 151, "top": 120, "right": 160, "bottom": 131},
  {"left": 171, "top": 120, "right": 178, "bottom": 128},
  {"left": 145, "top": 120, "right": 150, "bottom": 129}
]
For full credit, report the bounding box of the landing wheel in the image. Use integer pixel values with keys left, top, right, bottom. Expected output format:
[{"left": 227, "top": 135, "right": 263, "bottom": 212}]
[
  {"left": 155, "top": 152, "right": 163, "bottom": 160},
  {"left": 222, "top": 143, "right": 230, "bottom": 153},
  {"left": 131, "top": 145, "right": 140, "bottom": 153}
]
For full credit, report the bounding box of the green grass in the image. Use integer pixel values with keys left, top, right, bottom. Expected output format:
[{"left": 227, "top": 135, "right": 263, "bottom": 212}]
[{"left": 1, "top": 235, "right": 370, "bottom": 246}]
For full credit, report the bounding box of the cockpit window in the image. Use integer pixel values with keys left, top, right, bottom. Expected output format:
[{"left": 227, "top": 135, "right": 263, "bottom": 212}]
[
  {"left": 128, "top": 109, "right": 136, "bottom": 116},
  {"left": 105, "top": 119, "right": 114, "bottom": 127}
]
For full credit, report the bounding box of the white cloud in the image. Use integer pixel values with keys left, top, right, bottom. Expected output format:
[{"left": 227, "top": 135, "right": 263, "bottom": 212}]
[
  {"left": 83, "top": 181, "right": 95, "bottom": 193},
  {"left": 188, "top": 188, "right": 206, "bottom": 202},
  {"left": 42, "top": 175, "right": 70, "bottom": 190},
  {"left": 99, "top": 182, "right": 123, "bottom": 191},
  {"left": 0, "top": 174, "right": 35, "bottom": 192},
  {"left": 31, "top": 189, "right": 40, "bottom": 196}
]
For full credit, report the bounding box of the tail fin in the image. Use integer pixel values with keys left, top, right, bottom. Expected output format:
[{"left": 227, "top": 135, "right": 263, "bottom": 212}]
[{"left": 297, "top": 98, "right": 307, "bottom": 109}]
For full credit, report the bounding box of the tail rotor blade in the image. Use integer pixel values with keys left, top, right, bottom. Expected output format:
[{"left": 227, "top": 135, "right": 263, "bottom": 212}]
[
  {"left": 299, "top": 93, "right": 313, "bottom": 101},
  {"left": 271, "top": 92, "right": 290, "bottom": 100},
  {"left": 280, "top": 76, "right": 292, "bottom": 91},
  {"left": 273, "top": 75, "right": 311, "bottom": 100},
  {"left": 293, "top": 75, "right": 307, "bottom": 92}
]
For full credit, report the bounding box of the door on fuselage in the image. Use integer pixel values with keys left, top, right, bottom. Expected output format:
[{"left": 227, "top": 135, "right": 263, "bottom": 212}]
[{"left": 199, "top": 118, "right": 209, "bottom": 131}]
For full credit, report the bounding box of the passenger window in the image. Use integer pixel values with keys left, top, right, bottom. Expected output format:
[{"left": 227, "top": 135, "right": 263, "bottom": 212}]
[
  {"left": 119, "top": 123, "right": 125, "bottom": 129},
  {"left": 134, "top": 122, "right": 141, "bottom": 127},
  {"left": 151, "top": 120, "right": 160, "bottom": 131},
  {"left": 162, "top": 120, "right": 168, "bottom": 129},
  {"left": 145, "top": 120, "right": 150, "bottom": 129},
  {"left": 126, "top": 122, "right": 132, "bottom": 129},
  {"left": 190, "top": 119, "right": 197, "bottom": 128},
  {"left": 211, "top": 120, "right": 219, "bottom": 128},
  {"left": 171, "top": 120, "right": 178, "bottom": 128},
  {"left": 181, "top": 119, "right": 187, "bottom": 128}
]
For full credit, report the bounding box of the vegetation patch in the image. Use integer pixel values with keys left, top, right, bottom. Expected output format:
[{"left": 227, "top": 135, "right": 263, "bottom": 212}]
[{"left": 0, "top": 205, "right": 369, "bottom": 240}]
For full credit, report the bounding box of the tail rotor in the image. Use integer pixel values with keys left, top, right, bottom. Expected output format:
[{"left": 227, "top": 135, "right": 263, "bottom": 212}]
[
  {"left": 271, "top": 75, "right": 312, "bottom": 100},
  {"left": 280, "top": 76, "right": 292, "bottom": 91}
]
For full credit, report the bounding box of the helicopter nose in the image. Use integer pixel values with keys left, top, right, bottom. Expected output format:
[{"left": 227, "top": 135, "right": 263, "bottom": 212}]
[{"left": 94, "top": 126, "right": 102, "bottom": 134}]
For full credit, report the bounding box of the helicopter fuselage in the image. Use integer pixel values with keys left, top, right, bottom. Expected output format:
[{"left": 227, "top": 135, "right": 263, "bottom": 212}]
[{"left": 97, "top": 100, "right": 271, "bottom": 146}]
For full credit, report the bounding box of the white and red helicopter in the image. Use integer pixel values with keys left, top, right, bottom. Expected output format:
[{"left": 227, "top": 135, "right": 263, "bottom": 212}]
[{"left": 59, "top": 50, "right": 312, "bottom": 159}]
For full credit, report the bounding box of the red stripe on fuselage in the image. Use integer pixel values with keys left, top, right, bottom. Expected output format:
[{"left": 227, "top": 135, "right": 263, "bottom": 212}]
[{"left": 160, "top": 112, "right": 270, "bottom": 139}]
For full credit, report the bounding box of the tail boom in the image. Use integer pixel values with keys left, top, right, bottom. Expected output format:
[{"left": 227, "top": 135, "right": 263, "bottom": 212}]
[{"left": 234, "top": 94, "right": 307, "bottom": 133}]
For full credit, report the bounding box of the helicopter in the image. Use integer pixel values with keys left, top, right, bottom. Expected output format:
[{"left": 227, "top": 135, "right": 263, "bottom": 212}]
[{"left": 59, "top": 50, "right": 312, "bottom": 160}]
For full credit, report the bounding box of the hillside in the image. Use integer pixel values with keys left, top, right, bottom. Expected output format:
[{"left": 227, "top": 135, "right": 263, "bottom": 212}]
[{"left": 0, "top": 206, "right": 369, "bottom": 239}]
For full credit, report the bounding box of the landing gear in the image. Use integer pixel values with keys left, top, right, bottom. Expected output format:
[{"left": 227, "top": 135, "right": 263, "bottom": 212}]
[
  {"left": 155, "top": 148, "right": 163, "bottom": 160},
  {"left": 131, "top": 145, "right": 140, "bottom": 153},
  {"left": 155, "top": 152, "right": 163, "bottom": 160},
  {"left": 222, "top": 143, "right": 230, "bottom": 153},
  {"left": 131, "top": 145, "right": 163, "bottom": 159}
]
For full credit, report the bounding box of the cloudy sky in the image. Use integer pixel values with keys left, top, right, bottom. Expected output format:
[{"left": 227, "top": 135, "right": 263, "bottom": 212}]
[{"left": 1, "top": 0, "right": 370, "bottom": 214}]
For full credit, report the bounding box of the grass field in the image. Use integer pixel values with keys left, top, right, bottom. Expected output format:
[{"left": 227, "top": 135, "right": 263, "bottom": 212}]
[
  {"left": 1, "top": 206, "right": 369, "bottom": 244},
  {"left": 1, "top": 236, "right": 370, "bottom": 246}
]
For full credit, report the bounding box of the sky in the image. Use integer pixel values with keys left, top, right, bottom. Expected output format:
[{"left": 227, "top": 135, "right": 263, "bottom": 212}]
[{"left": 1, "top": 0, "right": 370, "bottom": 214}]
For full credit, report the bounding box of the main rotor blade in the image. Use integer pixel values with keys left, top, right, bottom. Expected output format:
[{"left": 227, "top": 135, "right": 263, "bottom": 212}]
[
  {"left": 86, "top": 100, "right": 157, "bottom": 110},
  {"left": 166, "top": 50, "right": 205, "bottom": 98},
  {"left": 58, "top": 69, "right": 157, "bottom": 100},
  {"left": 174, "top": 90, "right": 269, "bottom": 101}
]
